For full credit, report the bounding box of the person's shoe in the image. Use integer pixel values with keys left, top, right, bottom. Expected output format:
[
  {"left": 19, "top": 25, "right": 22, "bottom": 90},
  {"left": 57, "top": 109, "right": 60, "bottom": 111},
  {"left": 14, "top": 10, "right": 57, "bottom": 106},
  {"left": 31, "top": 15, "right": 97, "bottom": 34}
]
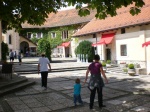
[{"left": 99, "top": 105, "right": 106, "bottom": 108}]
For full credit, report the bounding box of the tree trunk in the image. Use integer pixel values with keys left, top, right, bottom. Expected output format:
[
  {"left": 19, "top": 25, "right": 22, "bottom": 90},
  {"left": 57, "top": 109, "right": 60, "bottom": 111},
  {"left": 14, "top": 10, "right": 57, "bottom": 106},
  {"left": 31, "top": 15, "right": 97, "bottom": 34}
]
[{"left": 0, "top": 20, "right": 2, "bottom": 61}]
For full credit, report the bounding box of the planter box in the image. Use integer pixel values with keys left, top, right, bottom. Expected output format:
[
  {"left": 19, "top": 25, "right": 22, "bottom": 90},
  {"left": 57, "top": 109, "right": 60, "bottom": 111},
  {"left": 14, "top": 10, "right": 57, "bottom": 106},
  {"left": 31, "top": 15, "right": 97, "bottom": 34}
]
[
  {"left": 106, "top": 64, "right": 111, "bottom": 67},
  {"left": 128, "top": 69, "right": 135, "bottom": 76},
  {"left": 120, "top": 64, "right": 127, "bottom": 68}
]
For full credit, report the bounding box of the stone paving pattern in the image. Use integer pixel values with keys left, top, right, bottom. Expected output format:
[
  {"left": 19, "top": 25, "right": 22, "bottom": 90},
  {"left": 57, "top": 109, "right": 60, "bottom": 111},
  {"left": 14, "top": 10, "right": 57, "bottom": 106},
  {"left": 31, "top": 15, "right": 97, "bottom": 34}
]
[{"left": 0, "top": 57, "right": 150, "bottom": 112}]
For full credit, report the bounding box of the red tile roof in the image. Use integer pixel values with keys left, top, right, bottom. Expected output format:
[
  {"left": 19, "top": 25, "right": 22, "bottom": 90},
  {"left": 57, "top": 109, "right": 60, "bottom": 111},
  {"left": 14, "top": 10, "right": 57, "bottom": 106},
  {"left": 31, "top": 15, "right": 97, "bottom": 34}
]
[
  {"left": 73, "top": 0, "right": 150, "bottom": 36},
  {"left": 22, "top": 9, "right": 96, "bottom": 28}
]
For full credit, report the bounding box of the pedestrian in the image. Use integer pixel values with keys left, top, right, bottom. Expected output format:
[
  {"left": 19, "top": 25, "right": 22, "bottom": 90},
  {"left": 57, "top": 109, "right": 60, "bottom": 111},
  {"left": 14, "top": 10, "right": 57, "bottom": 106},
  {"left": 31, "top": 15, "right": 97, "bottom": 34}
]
[
  {"left": 74, "top": 78, "right": 83, "bottom": 106},
  {"left": 9, "top": 49, "right": 14, "bottom": 63},
  {"left": 84, "top": 54, "right": 108, "bottom": 110},
  {"left": 14, "top": 51, "right": 17, "bottom": 59},
  {"left": 18, "top": 52, "right": 22, "bottom": 65},
  {"left": 38, "top": 53, "right": 51, "bottom": 90}
]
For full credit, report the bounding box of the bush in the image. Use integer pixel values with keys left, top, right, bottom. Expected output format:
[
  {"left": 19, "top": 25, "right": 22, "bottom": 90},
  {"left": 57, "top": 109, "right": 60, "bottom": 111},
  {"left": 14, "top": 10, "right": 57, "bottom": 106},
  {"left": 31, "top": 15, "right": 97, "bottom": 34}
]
[
  {"left": 102, "top": 62, "right": 106, "bottom": 67},
  {"left": 37, "top": 38, "right": 51, "bottom": 61},
  {"left": 106, "top": 60, "right": 111, "bottom": 64},
  {"left": 123, "top": 68, "right": 128, "bottom": 73},
  {"left": 128, "top": 64, "right": 134, "bottom": 69},
  {"left": 75, "top": 40, "right": 94, "bottom": 62}
]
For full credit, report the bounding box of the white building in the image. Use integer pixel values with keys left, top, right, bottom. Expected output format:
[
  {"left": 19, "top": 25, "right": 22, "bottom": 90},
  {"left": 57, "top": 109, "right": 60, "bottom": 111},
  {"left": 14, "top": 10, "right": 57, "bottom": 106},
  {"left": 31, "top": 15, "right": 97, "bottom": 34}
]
[
  {"left": 2, "top": 29, "right": 37, "bottom": 57},
  {"left": 73, "top": 0, "right": 150, "bottom": 75}
]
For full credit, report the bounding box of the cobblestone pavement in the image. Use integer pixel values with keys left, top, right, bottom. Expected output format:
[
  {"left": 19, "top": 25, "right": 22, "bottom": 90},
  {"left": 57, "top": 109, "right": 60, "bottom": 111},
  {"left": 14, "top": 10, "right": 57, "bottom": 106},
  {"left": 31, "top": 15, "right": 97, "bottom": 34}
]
[{"left": 0, "top": 57, "right": 150, "bottom": 112}]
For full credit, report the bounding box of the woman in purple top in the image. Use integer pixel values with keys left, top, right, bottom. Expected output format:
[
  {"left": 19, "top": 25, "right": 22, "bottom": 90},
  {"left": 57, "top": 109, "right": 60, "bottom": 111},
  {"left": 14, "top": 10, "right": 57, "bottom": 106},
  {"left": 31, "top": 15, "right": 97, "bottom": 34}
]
[{"left": 84, "top": 54, "right": 108, "bottom": 110}]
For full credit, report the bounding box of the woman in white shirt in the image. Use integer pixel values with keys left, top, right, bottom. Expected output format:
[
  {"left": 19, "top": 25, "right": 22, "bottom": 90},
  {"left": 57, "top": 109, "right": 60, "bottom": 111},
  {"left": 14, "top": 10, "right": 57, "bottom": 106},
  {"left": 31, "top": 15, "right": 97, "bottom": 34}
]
[{"left": 38, "top": 53, "right": 51, "bottom": 89}]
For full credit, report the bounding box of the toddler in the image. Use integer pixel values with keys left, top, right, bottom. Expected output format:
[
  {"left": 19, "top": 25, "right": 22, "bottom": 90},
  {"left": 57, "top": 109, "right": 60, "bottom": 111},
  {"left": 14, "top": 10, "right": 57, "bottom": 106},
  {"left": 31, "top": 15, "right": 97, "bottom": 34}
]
[{"left": 74, "top": 78, "right": 83, "bottom": 106}]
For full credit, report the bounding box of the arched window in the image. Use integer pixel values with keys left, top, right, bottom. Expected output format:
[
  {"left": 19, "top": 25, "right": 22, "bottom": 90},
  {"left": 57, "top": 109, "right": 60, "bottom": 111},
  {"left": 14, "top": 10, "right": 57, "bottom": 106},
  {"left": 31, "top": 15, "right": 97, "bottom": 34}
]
[{"left": 9, "top": 35, "right": 12, "bottom": 44}]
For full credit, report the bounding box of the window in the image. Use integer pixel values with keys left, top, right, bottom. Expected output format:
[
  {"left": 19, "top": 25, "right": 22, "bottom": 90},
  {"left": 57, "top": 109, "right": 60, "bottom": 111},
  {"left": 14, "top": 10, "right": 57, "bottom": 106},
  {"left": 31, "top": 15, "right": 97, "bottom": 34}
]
[
  {"left": 9, "top": 35, "right": 12, "bottom": 44},
  {"left": 121, "top": 28, "right": 125, "bottom": 34},
  {"left": 93, "top": 34, "right": 96, "bottom": 38},
  {"left": 62, "top": 30, "right": 68, "bottom": 39},
  {"left": 37, "top": 33, "right": 42, "bottom": 38},
  {"left": 120, "top": 45, "right": 127, "bottom": 56},
  {"left": 27, "top": 32, "right": 32, "bottom": 38},
  {"left": 51, "top": 32, "right": 56, "bottom": 38}
]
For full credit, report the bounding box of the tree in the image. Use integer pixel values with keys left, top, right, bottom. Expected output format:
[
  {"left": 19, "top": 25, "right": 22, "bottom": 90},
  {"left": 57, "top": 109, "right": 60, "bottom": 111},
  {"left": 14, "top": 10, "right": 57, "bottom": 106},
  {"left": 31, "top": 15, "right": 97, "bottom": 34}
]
[
  {"left": 0, "top": 0, "right": 145, "bottom": 60},
  {"left": 0, "top": 0, "right": 145, "bottom": 31},
  {"left": 75, "top": 40, "right": 94, "bottom": 62},
  {"left": 30, "top": 37, "right": 40, "bottom": 44},
  {"left": 0, "top": 0, "right": 66, "bottom": 31},
  {"left": 1, "top": 41, "right": 8, "bottom": 62},
  {"left": 37, "top": 38, "right": 51, "bottom": 61},
  {"left": 66, "top": 0, "right": 145, "bottom": 19}
]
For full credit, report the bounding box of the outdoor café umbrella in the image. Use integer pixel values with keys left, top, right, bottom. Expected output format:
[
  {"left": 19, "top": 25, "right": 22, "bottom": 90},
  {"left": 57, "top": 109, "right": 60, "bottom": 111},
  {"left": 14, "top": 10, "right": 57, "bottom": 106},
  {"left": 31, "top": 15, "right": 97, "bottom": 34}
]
[{"left": 142, "top": 41, "right": 150, "bottom": 47}]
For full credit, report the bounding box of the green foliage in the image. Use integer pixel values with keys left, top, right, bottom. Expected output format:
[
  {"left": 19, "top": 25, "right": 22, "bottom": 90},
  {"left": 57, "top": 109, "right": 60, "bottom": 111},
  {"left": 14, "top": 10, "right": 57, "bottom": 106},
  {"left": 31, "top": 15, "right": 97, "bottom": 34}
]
[
  {"left": 123, "top": 68, "right": 128, "bottom": 73},
  {"left": 37, "top": 38, "right": 51, "bottom": 61},
  {"left": 67, "top": 0, "right": 145, "bottom": 19},
  {"left": 128, "top": 64, "right": 134, "bottom": 69},
  {"left": 48, "top": 31, "right": 63, "bottom": 49},
  {"left": 19, "top": 28, "right": 49, "bottom": 37},
  {"left": 1, "top": 41, "right": 8, "bottom": 62},
  {"left": 75, "top": 40, "right": 94, "bottom": 62},
  {"left": 102, "top": 62, "right": 106, "bottom": 67},
  {"left": 1, "top": 0, "right": 66, "bottom": 32},
  {"left": 30, "top": 37, "right": 40, "bottom": 44},
  {"left": 106, "top": 60, "right": 111, "bottom": 64},
  {"left": 1, "top": 0, "right": 145, "bottom": 31}
]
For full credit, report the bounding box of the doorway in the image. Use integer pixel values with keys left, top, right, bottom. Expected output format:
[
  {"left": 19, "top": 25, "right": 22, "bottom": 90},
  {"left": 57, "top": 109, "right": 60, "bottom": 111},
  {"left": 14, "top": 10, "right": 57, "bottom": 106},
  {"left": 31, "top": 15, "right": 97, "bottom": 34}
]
[
  {"left": 65, "top": 47, "right": 69, "bottom": 57},
  {"left": 106, "top": 48, "right": 111, "bottom": 60}
]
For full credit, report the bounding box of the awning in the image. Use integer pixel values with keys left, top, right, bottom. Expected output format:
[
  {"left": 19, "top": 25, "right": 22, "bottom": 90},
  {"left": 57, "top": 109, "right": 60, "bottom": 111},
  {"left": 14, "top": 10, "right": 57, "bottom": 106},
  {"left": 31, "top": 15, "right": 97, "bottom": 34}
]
[
  {"left": 142, "top": 41, "right": 150, "bottom": 47},
  {"left": 57, "top": 41, "right": 70, "bottom": 48},
  {"left": 92, "top": 33, "right": 115, "bottom": 46}
]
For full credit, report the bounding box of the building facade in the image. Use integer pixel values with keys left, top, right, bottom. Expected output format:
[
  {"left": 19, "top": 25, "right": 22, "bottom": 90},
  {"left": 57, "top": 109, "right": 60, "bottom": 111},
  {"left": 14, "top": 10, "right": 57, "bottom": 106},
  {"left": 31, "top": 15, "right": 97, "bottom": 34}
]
[
  {"left": 2, "top": 29, "right": 37, "bottom": 57},
  {"left": 73, "top": 0, "right": 150, "bottom": 74},
  {"left": 21, "top": 9, "right": 96, "bottom": 58}
]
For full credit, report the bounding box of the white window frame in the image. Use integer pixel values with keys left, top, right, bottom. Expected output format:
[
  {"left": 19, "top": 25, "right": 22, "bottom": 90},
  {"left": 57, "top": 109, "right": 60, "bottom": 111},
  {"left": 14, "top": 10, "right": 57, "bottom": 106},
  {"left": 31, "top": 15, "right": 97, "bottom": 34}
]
[
  {"left": 120, "top": 44, "right": 127, "bottom": 56},
  {"left": 62, "top": 30, "right": 68, "bottom": 39},
  {"left": 27, "top": 32, "right": 32, "bottom": 38},
  {"left": 51, "top": 32, "right": 56, "bottom": 38}
]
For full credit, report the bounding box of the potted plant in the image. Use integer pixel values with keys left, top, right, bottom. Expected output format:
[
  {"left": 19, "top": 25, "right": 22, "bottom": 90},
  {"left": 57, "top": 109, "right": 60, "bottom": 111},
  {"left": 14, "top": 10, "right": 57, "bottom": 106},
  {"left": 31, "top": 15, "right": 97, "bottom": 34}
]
[
  {"left": 128, "top": 64, "right": 135, "bottom": 76},
  {"left": 102, "top": 62, "right": 106, "bottom": 72},
  {"left": 106, "top": 60, "right": 111, "bottom": 67}
]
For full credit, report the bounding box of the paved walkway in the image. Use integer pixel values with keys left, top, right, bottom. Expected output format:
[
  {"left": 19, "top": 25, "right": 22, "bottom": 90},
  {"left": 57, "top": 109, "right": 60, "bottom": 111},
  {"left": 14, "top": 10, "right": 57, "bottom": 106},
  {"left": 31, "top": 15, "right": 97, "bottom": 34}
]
[{"left": 0, "top": 57, "right": 150, "bottom": 112}]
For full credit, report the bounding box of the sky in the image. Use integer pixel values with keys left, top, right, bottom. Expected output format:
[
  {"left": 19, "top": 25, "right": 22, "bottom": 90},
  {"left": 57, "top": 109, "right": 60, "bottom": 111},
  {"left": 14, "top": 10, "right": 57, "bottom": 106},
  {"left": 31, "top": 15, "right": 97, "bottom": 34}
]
[{"left": 60, "top": 6, "right": 75, "bottom": 10}]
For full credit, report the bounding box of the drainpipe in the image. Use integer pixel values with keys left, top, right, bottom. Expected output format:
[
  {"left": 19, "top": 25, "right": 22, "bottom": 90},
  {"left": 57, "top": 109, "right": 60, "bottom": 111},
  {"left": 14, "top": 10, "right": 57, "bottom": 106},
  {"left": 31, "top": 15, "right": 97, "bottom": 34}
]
[{"left": 143, "top": 31, "right": 147, "bottom": 75}]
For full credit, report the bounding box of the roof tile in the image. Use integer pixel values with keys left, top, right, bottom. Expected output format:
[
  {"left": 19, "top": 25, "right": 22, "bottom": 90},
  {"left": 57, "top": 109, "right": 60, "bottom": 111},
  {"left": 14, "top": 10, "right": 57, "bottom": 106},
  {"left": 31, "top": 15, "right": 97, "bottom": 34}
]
[
  {"left": 22, "top": 9, "right": 96, "bottom": 28},
  {"left": 73, "top": 0, "right": 150, "bottom": 36}
]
